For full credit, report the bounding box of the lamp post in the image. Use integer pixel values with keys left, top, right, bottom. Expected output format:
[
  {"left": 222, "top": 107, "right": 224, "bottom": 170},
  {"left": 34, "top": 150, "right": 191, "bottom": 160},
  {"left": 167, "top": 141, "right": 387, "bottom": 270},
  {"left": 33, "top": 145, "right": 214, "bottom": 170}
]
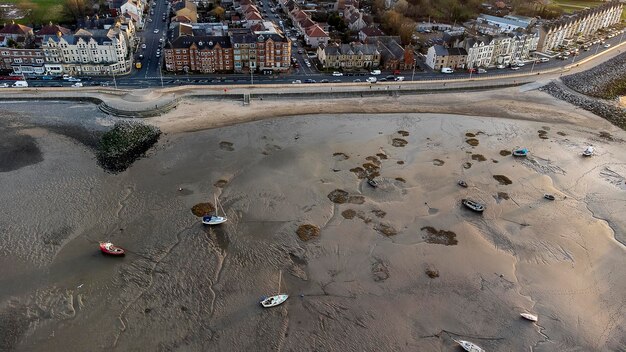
[
  {"left": 411, "top": 59, "right": 416, "bottom": 81},
  {"left": 112, "top": 67, "right": 117, "bottom": 89},
  {"left": 530, "top": 58, "right": 536, "bottom": 73}
]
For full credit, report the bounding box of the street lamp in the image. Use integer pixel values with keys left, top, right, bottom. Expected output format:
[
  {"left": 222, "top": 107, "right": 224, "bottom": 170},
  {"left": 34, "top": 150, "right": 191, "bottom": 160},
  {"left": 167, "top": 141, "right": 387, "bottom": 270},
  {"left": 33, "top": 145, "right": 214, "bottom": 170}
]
[{"left": 411, "top": 59, "right": 416, "bottom": 81}]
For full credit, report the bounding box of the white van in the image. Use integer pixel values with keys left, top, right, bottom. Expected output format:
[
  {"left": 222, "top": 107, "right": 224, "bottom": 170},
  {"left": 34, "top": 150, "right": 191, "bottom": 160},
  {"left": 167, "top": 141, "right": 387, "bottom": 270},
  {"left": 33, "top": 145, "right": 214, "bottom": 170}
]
[
  {"left": 394, "top": 76, "right": 405, "bottom": 81},
  {"left": 370, "top": 69, "right": 381, "bottom": 75},
  {"left": 477, "top": 68, "right": 487, "bottom": 74},
  {"left": 13, "top": 80, "right": 28, "bottom": 87},
  {"left": 441, "top": 67, "right": 454, "bottom": 74},
  {"left": 366, "top": 77, "right": 377, "bottom": 83}
]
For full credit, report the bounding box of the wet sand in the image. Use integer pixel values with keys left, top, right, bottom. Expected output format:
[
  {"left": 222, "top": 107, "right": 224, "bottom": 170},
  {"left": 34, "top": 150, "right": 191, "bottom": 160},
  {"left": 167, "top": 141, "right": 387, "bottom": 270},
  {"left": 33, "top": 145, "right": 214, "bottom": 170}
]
[{"left": 0, "top": 89, "right": 625, "bottom": 351}]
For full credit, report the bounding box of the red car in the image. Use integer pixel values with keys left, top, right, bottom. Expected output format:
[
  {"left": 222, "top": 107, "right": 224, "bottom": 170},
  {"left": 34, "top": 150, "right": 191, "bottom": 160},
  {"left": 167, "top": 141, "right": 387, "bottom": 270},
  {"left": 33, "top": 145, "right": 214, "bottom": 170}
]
[{"left": 467, "top": 68, "right": 477, "bottom": 73}]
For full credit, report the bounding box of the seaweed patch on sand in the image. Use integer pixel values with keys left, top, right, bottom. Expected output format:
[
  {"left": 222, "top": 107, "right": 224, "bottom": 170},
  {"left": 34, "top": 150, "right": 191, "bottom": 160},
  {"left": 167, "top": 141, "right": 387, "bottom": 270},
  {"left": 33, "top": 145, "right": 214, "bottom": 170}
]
[
  {"left": 96, "top": 122, "right": 161, "bottom": 173},
  {"left": 421, "top": 226, "right": 458, "bottom": 246},
  {"left": 493, "top": 175, "right": 512, "bottom": 185},
  {"left": 296, "top": 224, "right": 320, "bottom": 242},
  {"left": 192, "top": 202, "right": 216, "bottom": 216},
  {"left": 328, "top": 189, "right": 365, "bottom": 204}
]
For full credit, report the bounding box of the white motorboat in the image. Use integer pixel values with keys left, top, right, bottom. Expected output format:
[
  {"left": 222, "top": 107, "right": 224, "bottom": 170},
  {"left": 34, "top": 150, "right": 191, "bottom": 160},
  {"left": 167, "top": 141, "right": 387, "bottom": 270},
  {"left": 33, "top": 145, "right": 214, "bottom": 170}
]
[
  {"left": 260, "top": 294, "right": 289, "bottom": 308},
  {"left": 462, "top": 199, "right": 485, "bottom": 212},
  {"left": 520, "top": 312, "right": 538, "bottom": 322},
  {"left": 202, "top": 194, "right": 227, "bottom": 225},
  {"left": 582, "top": 146, "right": 594, "bottom": 157},
  {"left": 454, "top": 339, "right": 485, "bottom": 352},
  {"left": 260, "top": 270, "right": 289, "bottom": 308}
]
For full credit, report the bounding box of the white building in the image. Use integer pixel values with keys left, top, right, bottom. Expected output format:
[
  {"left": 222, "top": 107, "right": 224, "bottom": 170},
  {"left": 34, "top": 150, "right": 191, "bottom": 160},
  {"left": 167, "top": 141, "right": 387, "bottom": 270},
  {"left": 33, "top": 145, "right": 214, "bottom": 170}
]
[
  {"left": 120, "top": 0, "right": 145, "bottom": 29},
  {"left": 42, "top": 27, "right": 131, "bottom": 76},
  {"left": 477, "top": 14, "right": 531, "bottom": 33}
]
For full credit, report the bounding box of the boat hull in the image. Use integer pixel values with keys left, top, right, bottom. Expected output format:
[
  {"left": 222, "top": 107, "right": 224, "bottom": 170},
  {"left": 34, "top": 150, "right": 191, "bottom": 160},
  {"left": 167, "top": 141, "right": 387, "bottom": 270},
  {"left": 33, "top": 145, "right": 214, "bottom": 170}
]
[
  {"left": 521, "top": 313, "right": 538, "bottom": 322},
  {"left": 260, "top": 294, "right": 289, "bottom": 308},
  {"left": 462, "top": 199, "right": 485, "bottom": 212},
  {"left": 455, "top": 340, "right": 484, "bottom": 352},
  {"left": 99, "top": 242, "right": 125, "bottom": 256},
  {"left": 202, "top": 215, "right": 227, "bottom": 225}
]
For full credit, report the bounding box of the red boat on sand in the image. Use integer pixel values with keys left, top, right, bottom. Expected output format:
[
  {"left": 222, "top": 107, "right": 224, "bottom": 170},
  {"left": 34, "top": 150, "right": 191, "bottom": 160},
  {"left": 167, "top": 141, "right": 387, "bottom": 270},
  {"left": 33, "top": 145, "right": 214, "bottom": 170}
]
[{"left": 99, "top": 242, "right": 125, "bottom": 256}]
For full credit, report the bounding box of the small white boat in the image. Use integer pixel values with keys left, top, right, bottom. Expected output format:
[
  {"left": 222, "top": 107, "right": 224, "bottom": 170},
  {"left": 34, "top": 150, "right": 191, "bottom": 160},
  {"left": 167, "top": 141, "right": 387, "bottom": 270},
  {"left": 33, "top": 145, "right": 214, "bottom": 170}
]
[
  {"left": 462, "top": 199, "right": 485, "bottom": 212},
  {"left": 520, "top": 312, "right": 538, "bottom": 322},
  {"left": 367, "top": 179, "right": 379, "bottom": 188},
  {"left": 582, "top": 146, "right": 594, "bottom": 157},
  {"left": 201, "top": 194, "right": 227, "bottom": 226},
  {"left": 454, "top": 339, "right": 485, "bottom": 352},
  {"left": 260, "top": 270, "right": 288, "bottom": 308}
]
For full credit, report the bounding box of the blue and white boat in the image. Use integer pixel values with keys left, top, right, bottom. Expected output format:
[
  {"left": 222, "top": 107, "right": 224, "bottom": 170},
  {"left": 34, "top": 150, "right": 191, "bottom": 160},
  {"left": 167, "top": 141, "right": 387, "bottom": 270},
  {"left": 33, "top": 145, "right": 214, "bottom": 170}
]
[
  {"left": 202, "top": 195, "right": 227, "bottom": 225},
  {"left": 512, "top": 148, "right": 529, "bottom": 157}
]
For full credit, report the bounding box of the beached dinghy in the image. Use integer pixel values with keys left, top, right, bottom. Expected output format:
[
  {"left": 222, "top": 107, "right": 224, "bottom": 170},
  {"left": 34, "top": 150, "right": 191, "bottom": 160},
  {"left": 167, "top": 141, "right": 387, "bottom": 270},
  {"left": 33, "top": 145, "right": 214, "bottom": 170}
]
[
  {"left": 202, "top": 195, "right": 227, "bottom": 225},
  {"left": 454, "top": 339, "right": 485, "bottom": 352},
  {"left": 367, "top": 179, "right": 379, "bottom": 188},
  {"left": 582, "top": 146, "right": 594, "bottom": 157},
  {"left": 99, "top": 242, "right": 125, "bottom": 256},
  {"left": 520, "top": 312, "right": 538, "bottom": 322},
  {"left": 462, "top": 199, "right": 485, "bottom": 213},
  {"left": 261, "top": 271, "right": 289, "bottom": 308},
  {"left": 458, "top": 180, "right": 468, "bottom": 188},
  {"left": 512, "top": 148, "right": 529, "bottom": 157},
  {"left": 544, "top": 194, "right": 555, "bottom": 201}
]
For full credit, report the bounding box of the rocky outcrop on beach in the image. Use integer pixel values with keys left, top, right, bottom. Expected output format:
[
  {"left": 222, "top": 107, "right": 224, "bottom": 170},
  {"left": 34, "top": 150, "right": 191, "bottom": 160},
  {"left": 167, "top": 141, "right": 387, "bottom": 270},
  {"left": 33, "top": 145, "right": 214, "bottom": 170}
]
[
  {"left": 96, "top": 121, "right": 161, "bottom": 173},
  {"left": 561, "top": 52, "right": 626, "bottom": 99},
  {"left": 540, "top": 82, "right": 626, "bottom": 130}
]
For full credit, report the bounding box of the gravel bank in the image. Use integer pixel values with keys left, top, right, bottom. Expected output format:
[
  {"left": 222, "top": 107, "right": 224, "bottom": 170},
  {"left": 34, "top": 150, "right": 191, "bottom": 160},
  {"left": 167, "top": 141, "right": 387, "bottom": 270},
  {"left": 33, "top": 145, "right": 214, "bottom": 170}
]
[
  {"left": 540, "top": 82, "right": 626, "bottom": 129},
  {"left": 561, "top": 52, "right": 626, "bottom": 99}
]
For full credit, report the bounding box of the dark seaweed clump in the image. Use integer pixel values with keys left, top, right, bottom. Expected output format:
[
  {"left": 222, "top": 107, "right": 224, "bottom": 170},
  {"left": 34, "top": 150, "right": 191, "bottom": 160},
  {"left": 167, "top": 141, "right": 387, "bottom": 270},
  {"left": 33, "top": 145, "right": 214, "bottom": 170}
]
[
  {"left": 97, "top": 122, "right": 161, "bottom": 173},
  {"left": 296, "top": 224, "right": 320, "bottom": 241}
]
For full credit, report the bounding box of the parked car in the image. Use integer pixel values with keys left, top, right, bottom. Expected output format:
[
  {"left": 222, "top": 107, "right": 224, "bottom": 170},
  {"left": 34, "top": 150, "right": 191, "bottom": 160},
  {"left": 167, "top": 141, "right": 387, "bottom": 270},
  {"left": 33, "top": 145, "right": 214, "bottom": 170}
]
[
  {"left": 540, "top": 57, "right": 549, "bottom": 63},
  {"left": 332, "top": 79, "right": 342, "bottom": 83},
  {"left": 467, "top": 68, "right": 477, "bottom": 73},
  {"left": 496, "top": 64, "right": 505, "bottom": 69},
  {"left": 291, "top": 80, "right": 302, "bottom": 84},
  {"left": 332, "top": 71, "right": 343, "bottom": 76},
  {"left": 154, "top": 29, "right": 159, "bottom": 34},
  {"left": 320, "top": 79, "right": 329, "bottom": 83},
  {"left": 370, "top": 69, "right": 381, "bottom": 75},
  {"left": 72, "top": 82, "right": 83, "bottom": 87},
  {"left": 477, "top": 68, "right": 487, "bottom": 74},
  {"left": 0, "top": 83, "right": 9, "bottom": 88},
  {"left": 441, "top": 67, "right": 454, "bottom": 74},
  {"left": 13, "top": 80, "right": 28, "bottom": 87},
  {"left": 394, "top": 76, "right": 405, "bottom": 81},
  {"left": 366, "top": 77, "right": 377, "bottom": 83},
  {"left": 68, "top": 77, "right": 81, "bottom": 82},
  {"left": 353, "top": 78, "right": 362, "bottom": 82},
  {"left": 303, "top": 79, "right": 316, "bottom": 83},
  {"left": 604, "top": 43, "right": 611, "bottom": 48},
  {"left": 516, "top": 61, "right": 525, "bottom": 67},
  {"left": 510, "top": 66, "right": 520, "bottom": 70}
]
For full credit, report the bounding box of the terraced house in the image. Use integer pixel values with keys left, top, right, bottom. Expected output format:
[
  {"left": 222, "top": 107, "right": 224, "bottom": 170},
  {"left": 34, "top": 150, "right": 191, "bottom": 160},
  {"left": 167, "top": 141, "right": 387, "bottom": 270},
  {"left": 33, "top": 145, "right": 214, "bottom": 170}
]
[
  {"left": 317, "top": 43, "right": 381, "bottom": 70},
  {"left": 538, "top": 1, "right": 623, "bottom": 52},
  {"left": 41, "top": 26, "right": 130, "bottom": 76}
]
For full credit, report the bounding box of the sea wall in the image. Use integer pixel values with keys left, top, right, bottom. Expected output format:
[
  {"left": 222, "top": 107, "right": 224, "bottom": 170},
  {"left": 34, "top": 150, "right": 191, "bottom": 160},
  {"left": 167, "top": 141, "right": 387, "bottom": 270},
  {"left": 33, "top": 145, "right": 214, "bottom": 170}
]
[{"left": 561, "top": 51, "right": 626, "bottom": 99}]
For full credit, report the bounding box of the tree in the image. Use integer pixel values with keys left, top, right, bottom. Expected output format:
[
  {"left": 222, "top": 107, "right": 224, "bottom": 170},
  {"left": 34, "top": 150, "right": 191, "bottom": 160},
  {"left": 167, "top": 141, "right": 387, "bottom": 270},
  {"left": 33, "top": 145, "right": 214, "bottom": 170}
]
[{"left": 64, "top": 0, "right": 88, "bottom": 21}]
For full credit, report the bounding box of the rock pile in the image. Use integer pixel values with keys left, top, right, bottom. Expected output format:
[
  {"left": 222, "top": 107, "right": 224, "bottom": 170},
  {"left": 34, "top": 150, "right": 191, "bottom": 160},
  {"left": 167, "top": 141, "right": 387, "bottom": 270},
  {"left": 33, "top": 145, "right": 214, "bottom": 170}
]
[
  {"left": 97, "top": 121, "right": 162, "bottom": 173},
  {"left": 540, "top": 82, "right": 626, "bottom": 130},
  {"left": 561, "top": 52, "right": 626, "bottom": 99}
]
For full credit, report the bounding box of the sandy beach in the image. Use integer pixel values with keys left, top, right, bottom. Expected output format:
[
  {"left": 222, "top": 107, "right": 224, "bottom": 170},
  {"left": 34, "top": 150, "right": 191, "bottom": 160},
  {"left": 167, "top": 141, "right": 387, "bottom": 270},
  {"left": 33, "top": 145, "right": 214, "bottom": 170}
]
[{"left": 0, "top": 86, "right": 625, "bottom": 351}]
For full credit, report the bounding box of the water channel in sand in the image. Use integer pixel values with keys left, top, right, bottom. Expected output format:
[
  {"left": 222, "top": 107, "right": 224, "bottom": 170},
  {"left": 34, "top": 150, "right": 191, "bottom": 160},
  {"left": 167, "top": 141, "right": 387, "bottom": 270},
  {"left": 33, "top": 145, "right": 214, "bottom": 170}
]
[{"left": 0, "top": 101, "right": 625, "bottom": 351}]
